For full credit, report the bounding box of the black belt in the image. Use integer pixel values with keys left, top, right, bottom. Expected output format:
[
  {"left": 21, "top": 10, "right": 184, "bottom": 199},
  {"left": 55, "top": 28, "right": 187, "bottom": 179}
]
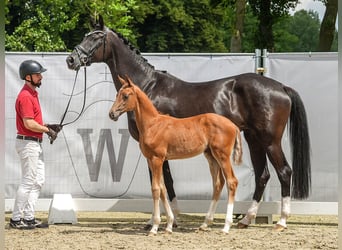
[{"left": 16, "top": 135, "right": 42, "bottom": 143}]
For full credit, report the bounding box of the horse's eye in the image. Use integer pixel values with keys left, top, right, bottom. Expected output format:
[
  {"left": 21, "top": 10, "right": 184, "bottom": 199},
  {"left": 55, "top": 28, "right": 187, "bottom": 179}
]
[{"left": 123, "top": 94, "right": 129, "bottom": 100}]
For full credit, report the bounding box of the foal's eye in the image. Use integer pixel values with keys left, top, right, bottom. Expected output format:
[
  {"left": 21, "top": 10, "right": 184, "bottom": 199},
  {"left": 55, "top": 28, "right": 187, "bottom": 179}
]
[{"left": 123, "top": 94, "right": 129, "bottom": 100}]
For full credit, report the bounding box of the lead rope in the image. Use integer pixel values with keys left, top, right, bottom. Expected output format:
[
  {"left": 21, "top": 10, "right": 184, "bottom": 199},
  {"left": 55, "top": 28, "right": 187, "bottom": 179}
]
[{"left": 59, "top": 67, "right": 88, "bottom": 127}]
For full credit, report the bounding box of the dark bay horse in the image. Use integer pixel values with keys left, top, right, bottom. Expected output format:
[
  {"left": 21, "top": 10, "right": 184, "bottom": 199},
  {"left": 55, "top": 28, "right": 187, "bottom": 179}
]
[
  {"left": 66, "top": 16, "right": 311, "bottom": 231},
  {"left": 109, "top": 75, "right": 242, "bottom": 235}
]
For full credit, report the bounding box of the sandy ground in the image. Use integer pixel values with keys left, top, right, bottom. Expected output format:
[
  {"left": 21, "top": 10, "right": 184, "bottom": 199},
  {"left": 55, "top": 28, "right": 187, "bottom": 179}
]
[{"left": 4, "top": 211, "right": 337, "bottom": 250}]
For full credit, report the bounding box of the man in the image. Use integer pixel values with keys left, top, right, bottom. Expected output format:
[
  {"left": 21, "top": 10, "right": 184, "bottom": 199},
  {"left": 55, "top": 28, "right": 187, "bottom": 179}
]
[{"left": 9, "top": 60, "right": 62, "bottom": 229}]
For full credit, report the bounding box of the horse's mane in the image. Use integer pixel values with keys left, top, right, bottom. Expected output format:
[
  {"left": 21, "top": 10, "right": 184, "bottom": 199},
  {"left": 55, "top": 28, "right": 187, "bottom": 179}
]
[{"left": 110, "top": 28, "right": 155, "bottom": 71}]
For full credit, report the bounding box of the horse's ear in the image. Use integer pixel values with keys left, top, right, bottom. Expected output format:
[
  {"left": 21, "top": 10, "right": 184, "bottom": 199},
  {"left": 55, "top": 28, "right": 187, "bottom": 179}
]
[
  {"left": 90, "top": 15, "right": 105, "bottom": 30},
  {"left": 90, "top": 16, "right": 96, "bottom": 29},
  {"left": 98, "top": 15, "right": 104, "bottom": 30},
  {"left": 117, "top": 75, "right": 126, "bottom": 86},
  {"left": 125, "top": 75, "right": 135, "bottom": 87}
]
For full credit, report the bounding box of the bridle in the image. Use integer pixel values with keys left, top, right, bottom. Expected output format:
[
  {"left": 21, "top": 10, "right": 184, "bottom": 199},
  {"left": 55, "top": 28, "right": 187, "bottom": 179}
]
[
  {"left": 74, "top": 30, "right": 107, "bottom": 65},
  {"left": 59, "top": 30, "right": 107, "bottom": 127}
]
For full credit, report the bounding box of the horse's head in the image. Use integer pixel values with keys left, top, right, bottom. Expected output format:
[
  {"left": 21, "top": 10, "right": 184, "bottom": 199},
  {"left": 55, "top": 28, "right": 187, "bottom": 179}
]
[
  {"left": 66, "top": 15, "right": 108, "bottom": 71},
  {"left": 109, "top": 75, "right": 136, "bottom": 121}
]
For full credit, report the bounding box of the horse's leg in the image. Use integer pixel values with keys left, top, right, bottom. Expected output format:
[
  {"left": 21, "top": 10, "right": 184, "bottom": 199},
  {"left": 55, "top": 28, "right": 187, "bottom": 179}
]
[
  {"left": 237, "top": 132, "right": 270, "bottom": 228},
  {"left": 221, "top": 160, "right": 238, "bottom": 233},
  {"left": 145, "top": 161, "right": 178, "bottom": 229},
  {"left": 199, "top": 151, "right": 225, "bottom": 231},
  {"left": 266, "top": 143, "right": 292, "bottom": 231},
  {"left": 129, "top": 118, "right": 179, "bottom": 228},
  {"left": 162, "top": 161, "right": 180, "bottom": 223},
  {"left": 209, "top": 145, "right": 238, "bottom": 234},
  {"left": 147, "top": 157, "right": 164, "bottom": 236},
  {"left": 159, "top": 175, "right": 174, "bottom": 234}
]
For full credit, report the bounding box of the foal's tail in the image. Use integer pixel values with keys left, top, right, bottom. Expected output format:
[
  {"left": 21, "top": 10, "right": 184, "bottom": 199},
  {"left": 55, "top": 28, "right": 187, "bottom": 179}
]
[
  {"left": 284, "top": 86, "right": 311, "bottom": 199},
  {"left": 232, "top": 128, "right": 243, "bottom": 165}
]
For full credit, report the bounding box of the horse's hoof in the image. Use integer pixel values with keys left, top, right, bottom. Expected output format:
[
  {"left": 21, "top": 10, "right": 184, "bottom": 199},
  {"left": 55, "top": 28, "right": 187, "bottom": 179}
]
[
  {"left": 164, "top": 229, "right": 173, "bottom": 234},
  {"left": 199, "top": 225, "right": 210, "bottom": 231},
  {"left": 173, "top": 223, "right": 178, "bottom": 228},
  {"left": 236, "top": 222, "right": 249, "bottom": 229},
  {"left": 273, "top": 224, "right": 287, "bottom": 232},
  {"left": 148, "top": 231, "right": 157, "bottom": 236},
  {"left": 221, "top": 229, "right": 229, "bottom": 234},
  {"left": 144, "top": 224, "right": 152, "bottom": 231}
]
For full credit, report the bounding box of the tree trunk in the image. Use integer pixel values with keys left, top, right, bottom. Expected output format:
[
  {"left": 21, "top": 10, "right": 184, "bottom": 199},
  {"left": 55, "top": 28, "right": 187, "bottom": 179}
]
[
  {"left": 317, "top": 0, "right": 337, "bottom": 51},
  {"left": 230, "top": 0, "right": 246, "bottom": 52},
  {"left": 257, "top": 0, "right": 274, "bottom": 51}
]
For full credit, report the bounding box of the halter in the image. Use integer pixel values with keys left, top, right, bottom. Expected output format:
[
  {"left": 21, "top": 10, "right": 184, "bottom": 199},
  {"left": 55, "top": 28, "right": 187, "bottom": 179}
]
[
  {"left": 59, "top": 30, "right": 107, "bottom": 127},
  {"left": 74, "top": 30, "right": 107, "bottom": 65}
]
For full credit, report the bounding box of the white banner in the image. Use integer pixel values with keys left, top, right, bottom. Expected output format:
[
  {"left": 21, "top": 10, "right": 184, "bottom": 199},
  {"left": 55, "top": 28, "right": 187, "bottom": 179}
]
[
  {"left": 5, "top": 53, "right": 256, "bottom": 200},
  {"left": 5, "top": 52, "right": 337, "bottom": 202},
  {"left": 264, "top": 52, "right": 338, "bottom": 201}
]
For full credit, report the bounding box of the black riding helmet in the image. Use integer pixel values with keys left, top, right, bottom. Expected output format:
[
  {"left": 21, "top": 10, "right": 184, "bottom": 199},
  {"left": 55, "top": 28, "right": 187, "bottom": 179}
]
[{"left": 19, "top": 60, "right": 47, "bottom": 80}]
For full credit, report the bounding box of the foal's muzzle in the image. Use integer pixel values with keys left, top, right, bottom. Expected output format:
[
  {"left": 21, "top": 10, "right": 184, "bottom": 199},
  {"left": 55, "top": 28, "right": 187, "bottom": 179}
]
[{"left": 109, "top": 110, "right": 121, "bottom": 121}]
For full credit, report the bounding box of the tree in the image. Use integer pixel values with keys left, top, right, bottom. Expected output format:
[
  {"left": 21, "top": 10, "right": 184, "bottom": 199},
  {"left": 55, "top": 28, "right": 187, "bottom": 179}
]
[
  {"left": 87, "top": 0, "right": 139, "bottom": 43},
  {"left": 134, "top": 0, "right": 228, "bottom": 52},
  {"left": 248, "top": 0, "right": 298, "bottom": 51},
  {"left": 273, "top": 10, "right": 321, "bottom": 52},
  {"left": 5, "top": 0, "right": 79, "bottom": 51},
  {"left": 5, "top": 0, "right": 139, "bottom": 52},
  {"left": 317, "top": 0, "right": 338, "bottom": 51}
]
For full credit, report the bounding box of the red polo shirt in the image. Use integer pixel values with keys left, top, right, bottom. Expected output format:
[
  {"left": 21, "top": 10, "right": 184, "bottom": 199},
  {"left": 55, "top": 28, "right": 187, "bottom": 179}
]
[{"left": 15, "top": 84, "right": 44, "bottom": 139}]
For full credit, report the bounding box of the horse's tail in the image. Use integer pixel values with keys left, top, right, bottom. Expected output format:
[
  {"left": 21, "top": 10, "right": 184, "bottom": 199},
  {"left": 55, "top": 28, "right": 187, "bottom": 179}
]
[
  {"left": 233, "top": 128, "right": 243, "bottom": 165},
  {"left": 284, "top": 86, "right": 311, "bottom": 199}
]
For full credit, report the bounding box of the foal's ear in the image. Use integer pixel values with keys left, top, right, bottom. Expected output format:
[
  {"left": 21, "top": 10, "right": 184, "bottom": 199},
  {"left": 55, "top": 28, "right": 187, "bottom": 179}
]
[
  {"left": 125, "top": 76, "right": 135, "bottom": 87},
  {"left": 117, "top": 75, "right": 127, "bottom": 86}
]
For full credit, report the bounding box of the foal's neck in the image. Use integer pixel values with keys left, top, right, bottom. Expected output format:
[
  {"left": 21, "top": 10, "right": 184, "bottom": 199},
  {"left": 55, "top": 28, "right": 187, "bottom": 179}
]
[{"left": 133, "top": 86, "right": 160, "bottom": 131}]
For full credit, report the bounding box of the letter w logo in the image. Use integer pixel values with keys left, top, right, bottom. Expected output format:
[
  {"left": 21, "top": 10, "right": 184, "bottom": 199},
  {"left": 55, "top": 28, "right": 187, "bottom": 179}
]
[{"left": 77, "top": 129, "right": 130, "bottom": 182}]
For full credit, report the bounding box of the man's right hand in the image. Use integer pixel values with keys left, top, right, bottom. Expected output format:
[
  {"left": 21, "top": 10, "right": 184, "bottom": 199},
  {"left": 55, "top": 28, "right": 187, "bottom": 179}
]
[
  {"left": 46, "top": 124, "right": 63, "bottom": 133},
  {"left": 45, "top": 127, "right": 58, "bottom": 144}
]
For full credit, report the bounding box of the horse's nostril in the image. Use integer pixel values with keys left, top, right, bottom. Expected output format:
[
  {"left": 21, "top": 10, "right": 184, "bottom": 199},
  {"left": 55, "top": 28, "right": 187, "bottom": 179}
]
[
  {"left": 66, "top": 56, "right": 74, "bottom": 65},
  {"left": 80, "top": 56, "right": 88, "bottom": 64}
]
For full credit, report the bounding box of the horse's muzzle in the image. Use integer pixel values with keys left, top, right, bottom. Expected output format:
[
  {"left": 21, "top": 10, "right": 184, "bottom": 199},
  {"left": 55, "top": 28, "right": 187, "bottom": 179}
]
[
  {"left": 109, "top": 111, "right": 120, "bottom": 121},
  {"left": 66, "top": 54, "right": 81, "bottom": 71}
]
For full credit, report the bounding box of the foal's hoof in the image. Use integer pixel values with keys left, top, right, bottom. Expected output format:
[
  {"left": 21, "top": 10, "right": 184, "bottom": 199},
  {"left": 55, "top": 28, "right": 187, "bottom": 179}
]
[
  {"left": 147, "top": 231, "right": 157, "bottom": 236},
  {"left": 273, "top": 224, "right": 287, "bottom": 232},
  {"left": 236, "top": 222, "right": 249, "bottom": 229},
  {"left": 198, "top": 225, "right": 210, "bottom": 231},
  {"left": 144, "top": 224, "right": 152, "bottom": 231}
]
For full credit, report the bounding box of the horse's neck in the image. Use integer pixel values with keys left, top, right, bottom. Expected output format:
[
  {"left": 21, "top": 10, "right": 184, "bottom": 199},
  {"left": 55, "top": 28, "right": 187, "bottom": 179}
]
[
  {"left": 106, "top": 31, "right": 155, "bottom": 91},
  {"left": 133, "top": 87, "right": 160, "bottom": 132}
]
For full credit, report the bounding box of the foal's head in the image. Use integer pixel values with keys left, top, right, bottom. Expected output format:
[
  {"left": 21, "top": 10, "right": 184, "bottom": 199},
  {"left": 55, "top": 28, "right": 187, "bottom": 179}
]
[{"left": 109, "top": 75, "right": 136, "bottom": 121}]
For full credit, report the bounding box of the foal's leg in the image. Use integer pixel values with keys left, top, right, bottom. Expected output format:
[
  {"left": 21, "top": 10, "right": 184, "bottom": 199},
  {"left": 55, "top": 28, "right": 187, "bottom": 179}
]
[
  {"left": 148, "top": 157, "right": 174, "bottom": 235},
  {"left": 148, "top": 161, "right": 177, "bottom": 202},
  {"left": 148, "top": 158, "right": 163, "bottom": 235},
  {"left": 221, "top": 161, "right": 238, "bottom": 233},
  {"left": 266, "top": 143, "right": 292, "bottom": 231},
  {"left": 210, "top": 144, "right": 238, "bottom": 234},
  {"left": 159, "top": 177, "right": 174, "bottom": 234},
  {"left": 162, "top": 161, "right": 180, "bottom": 222},
  {"left": 146, "top": 161, "right": 178, "bottom": 229},
  {"left": 238, "top": 133, "right": 269, "bottom": 228},
  {"left": 200, "top": 152, "right": 225, "bottom": 231}
]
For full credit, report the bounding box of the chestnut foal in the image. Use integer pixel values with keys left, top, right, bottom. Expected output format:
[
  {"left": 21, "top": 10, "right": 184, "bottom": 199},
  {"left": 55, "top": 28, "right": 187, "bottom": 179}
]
[{"left": 109, "top": 76, "right": 242, "bottom": 235}]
